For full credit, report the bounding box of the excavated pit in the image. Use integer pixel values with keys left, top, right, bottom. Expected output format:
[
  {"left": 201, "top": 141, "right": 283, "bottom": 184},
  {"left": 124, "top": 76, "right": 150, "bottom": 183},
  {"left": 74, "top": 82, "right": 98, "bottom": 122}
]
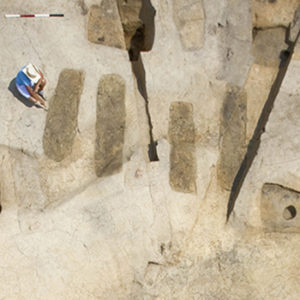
[
  {"left": 169, "top": 102, "right": 196, "bottom": 193},
  {"left": 217, "top": 85, "right": 247, "bottom": 191},
  {"left": 95, "top": 74, "right": 126, "bottom": 177},
  {"left": 87, "top": 2, "right": 126, "bottom": 49},
  {"left": 43, "top": 69, "right": 84, "bottom": 162},
  {"left": 172, "top": 0, "right": 205, "bottom": 51}
]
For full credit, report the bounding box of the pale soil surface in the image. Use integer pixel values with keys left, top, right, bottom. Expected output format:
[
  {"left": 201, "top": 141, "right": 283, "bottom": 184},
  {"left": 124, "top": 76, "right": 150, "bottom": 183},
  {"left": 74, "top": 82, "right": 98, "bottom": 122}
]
[{"left": 0, "top": 0, "right": 300, "bottom": 299}]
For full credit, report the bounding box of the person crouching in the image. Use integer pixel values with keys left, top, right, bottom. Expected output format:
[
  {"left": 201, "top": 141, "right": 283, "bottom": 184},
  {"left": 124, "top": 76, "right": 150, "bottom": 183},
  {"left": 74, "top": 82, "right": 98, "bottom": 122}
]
[{"left": 16, "top": 63, "right": 47, "bottom": 108}]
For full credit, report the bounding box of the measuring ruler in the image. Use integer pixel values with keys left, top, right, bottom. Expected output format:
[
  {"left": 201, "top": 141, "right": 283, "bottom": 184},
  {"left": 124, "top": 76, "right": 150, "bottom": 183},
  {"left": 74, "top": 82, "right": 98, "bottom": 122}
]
[{"left": 5, "top": 14, "right": 64, "bottom": 18}]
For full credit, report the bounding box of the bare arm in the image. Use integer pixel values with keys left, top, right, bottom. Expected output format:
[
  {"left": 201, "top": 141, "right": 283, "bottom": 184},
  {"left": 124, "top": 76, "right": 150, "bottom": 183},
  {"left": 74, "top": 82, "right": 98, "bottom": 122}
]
[
  {"left": 34, "top": 78, "right": 42, "bottom": 93},
  {"left": 37, "top": 69, "right": 44, "bottom": 80},
  {"left": 36, "top": 69, "right": 46, "bottom": 92}
]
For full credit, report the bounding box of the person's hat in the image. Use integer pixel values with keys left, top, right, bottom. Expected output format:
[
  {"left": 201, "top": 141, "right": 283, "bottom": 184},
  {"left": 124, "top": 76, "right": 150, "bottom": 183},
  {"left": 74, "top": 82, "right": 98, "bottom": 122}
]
[{"left": 23, "top": 63, "right": 41, "bottom": 84}]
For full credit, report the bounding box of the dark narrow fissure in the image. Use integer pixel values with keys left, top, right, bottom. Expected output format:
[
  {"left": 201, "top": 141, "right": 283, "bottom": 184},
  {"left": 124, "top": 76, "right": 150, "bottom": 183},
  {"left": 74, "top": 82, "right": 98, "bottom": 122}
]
[
  {"left": 226, "top": 27, "right": 300, "bottom": 222},
  {"left": 123, "top": 0, "right": 158, "bottom": 161},
  {"left": 131, "top": 57, "right": 159, "bottom": 161}
]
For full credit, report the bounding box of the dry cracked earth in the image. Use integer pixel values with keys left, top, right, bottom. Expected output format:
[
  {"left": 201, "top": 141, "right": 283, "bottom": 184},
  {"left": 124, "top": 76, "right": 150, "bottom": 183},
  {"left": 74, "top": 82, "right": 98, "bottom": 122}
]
[{"left": 1, "top": 0, "right": 300, "bottom": 299}]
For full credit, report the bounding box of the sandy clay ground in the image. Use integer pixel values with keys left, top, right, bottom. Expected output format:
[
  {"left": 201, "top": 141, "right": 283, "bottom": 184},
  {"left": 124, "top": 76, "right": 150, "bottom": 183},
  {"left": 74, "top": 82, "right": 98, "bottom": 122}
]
[{"left": 1, "top": 0, "right": 300, "bottom": 299}]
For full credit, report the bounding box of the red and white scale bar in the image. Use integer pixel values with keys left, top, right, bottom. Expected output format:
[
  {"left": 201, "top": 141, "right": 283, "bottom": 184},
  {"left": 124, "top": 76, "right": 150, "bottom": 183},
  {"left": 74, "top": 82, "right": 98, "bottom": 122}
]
[{"left": 5, "top": 14, "right": 64, "bottom": 18}]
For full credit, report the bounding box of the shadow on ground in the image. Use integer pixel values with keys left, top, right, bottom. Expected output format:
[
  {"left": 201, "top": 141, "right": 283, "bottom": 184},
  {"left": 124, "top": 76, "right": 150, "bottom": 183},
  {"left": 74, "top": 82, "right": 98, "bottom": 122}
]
[{"left": 8, "top": 78, "right": 34, "bottom": 108}]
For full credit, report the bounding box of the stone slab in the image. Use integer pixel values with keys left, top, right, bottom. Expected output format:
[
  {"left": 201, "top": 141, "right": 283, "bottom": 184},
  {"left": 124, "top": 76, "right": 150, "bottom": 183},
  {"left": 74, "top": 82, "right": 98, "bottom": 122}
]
[{"left": 261, "top": 183, "right": 300, "bottom": 232}]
